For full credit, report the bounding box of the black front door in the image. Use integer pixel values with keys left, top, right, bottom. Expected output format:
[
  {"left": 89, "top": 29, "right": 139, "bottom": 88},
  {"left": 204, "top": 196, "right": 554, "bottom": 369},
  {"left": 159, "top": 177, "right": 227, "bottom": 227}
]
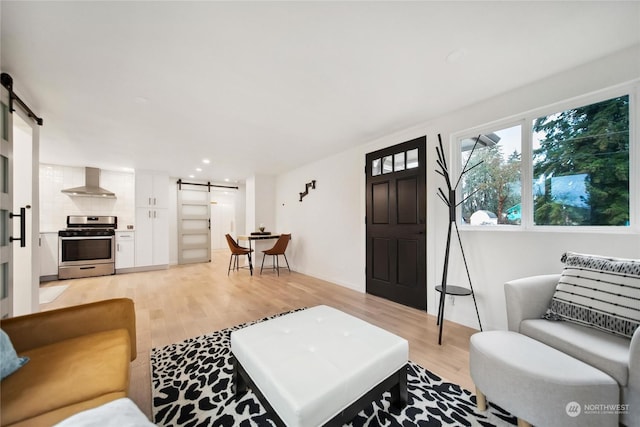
[{"left": 366, "top": 136, "right": 427, "bottom": 310}]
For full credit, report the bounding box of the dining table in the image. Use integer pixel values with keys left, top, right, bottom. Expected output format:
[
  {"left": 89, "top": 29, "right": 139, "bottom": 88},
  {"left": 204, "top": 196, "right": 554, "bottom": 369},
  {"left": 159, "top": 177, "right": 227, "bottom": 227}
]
[{"left": 237, "top": 234, "right": 281, "bottom": 271}]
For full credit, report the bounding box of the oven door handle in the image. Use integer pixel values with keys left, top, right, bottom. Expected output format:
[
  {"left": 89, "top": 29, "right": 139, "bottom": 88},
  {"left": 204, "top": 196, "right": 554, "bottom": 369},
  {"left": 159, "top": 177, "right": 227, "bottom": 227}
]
[
  {"left": 9, "top": 206, "right": 29, "bottom": 248},
  {"left": 59, "top": 236, "right": 114, "bottom": 240}
]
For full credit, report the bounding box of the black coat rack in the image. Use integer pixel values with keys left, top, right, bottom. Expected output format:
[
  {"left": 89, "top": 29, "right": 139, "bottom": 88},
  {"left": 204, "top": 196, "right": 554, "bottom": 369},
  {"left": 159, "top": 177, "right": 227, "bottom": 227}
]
[{"left": 435, "top": 134, "right": 483, "bottom": 345}]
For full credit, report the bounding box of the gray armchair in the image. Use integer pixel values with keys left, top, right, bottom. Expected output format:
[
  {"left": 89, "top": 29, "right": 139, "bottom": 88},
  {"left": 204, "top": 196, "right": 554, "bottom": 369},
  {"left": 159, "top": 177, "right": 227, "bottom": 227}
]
[{"left": 505, "top": 275, "right": 639, "bottom": 426}]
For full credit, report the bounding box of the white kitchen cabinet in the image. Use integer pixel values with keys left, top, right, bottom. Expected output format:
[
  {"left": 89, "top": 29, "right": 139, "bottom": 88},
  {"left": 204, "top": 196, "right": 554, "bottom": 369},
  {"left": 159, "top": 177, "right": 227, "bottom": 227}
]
[
  {"left": 39, "top": 232, "right": 59, "bottom": 280},
  {"left": 135, "top": 207, "right": 169, "bottom": 268},
  {"left": 116, "top": 231, "right": 135, "bottom": 270},
  {"left": 134, "top": 170, "right": 169, "bottom": 269},
  {"left": 135, "top": 171, "right": 169, "bottom": 209}
]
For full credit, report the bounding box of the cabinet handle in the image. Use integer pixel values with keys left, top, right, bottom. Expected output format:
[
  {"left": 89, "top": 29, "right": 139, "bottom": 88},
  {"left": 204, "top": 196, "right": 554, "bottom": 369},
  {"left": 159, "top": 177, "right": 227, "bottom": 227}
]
[
  {"left": 117, "top": 243, "right": 120, "bottom": 252},
  {"left": 148, "top": 210, "right": 151, "bottom": 218},
  {"left": 148, "top": 197, "right": 152, "bottom": 205},
  {"left": 153, "top": 210, "right": 157, "bottom": 218},
  {"left": 153, "top": 197, "right": 157, "bottom": 205}
]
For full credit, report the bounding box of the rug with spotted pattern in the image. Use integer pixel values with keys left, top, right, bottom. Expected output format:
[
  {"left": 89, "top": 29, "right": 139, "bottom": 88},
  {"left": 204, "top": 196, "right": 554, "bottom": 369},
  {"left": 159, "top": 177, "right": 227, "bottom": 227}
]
[{"left": 151, "top": 310, "right": 517, "bottom": 427}]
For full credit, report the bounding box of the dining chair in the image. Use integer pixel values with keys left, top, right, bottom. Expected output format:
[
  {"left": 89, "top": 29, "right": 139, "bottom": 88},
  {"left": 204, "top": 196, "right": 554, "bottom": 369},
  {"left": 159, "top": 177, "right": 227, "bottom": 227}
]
[
  {"left": 225, "top": 234, "right": 254, "bottom": 276},
  {"left": 260, "top": 234, "right": 292, "bottom": 275}
]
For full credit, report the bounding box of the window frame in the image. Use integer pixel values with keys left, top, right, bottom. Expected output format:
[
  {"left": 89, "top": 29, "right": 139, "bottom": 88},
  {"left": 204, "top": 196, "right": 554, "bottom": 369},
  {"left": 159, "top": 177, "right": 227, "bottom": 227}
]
[{"left": 451, "top": 82, "right": 639, "bottom": 233}]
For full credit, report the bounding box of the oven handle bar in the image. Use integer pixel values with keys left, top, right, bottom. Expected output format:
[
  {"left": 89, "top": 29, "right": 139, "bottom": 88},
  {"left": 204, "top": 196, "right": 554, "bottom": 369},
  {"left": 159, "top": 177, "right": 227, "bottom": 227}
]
[
  {"left": 59, "top": 235, "right": 115, "bottom": 240},
  {"left": 9, "top": 206, "right": 29, "bottom": 248}
]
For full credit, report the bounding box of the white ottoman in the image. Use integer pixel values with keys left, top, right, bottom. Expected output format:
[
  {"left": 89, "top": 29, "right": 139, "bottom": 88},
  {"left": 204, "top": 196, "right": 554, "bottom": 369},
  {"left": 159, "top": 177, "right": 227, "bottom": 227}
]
[
  {"left": 230, "top": 305, "right": 409, "bottom": 427},
  {"left": 470, "top": 331, "right": 619, "bottom": 427}
]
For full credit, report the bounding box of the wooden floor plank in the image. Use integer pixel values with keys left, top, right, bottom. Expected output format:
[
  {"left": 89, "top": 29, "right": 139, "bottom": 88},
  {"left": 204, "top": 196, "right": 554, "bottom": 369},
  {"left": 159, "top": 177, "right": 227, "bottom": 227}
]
[{"left": 40, "top": 249, "right": 478, "bottom": 419}]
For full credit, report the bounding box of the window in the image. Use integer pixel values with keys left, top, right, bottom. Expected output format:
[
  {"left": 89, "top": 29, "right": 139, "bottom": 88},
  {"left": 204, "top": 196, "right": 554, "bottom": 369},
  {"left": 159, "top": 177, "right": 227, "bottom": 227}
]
[
  {"left": 460, "top": 125, "right": 521, "bottom": 225},
  {"left": 456, "top": 90, "right": 634, "bottom": 229},
  {"left": 533, "top": 95, "right": 629, "bottom": 226}
]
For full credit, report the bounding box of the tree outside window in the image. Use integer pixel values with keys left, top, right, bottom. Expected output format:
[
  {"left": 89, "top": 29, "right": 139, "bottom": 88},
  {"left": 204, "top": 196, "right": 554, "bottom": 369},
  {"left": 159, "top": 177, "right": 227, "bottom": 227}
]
[
  {"left": 532, "top": 95, "right": 629, "bottom": 226},
  {"left": 460, "top": 125, "right": 522, "bottom": 225}
]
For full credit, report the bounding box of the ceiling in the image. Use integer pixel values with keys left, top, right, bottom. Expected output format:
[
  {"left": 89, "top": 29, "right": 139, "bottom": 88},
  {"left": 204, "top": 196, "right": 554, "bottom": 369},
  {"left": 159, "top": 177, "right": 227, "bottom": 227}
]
[{"left": 2, "top": 1, "right": 639, "bottom": 184}]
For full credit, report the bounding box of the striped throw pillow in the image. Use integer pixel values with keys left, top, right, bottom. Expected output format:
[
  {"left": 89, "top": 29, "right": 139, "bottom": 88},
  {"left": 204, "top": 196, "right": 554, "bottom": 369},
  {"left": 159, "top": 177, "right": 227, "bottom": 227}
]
[{"left": 544, "top": 252, "right": 640, "bottom": 338}]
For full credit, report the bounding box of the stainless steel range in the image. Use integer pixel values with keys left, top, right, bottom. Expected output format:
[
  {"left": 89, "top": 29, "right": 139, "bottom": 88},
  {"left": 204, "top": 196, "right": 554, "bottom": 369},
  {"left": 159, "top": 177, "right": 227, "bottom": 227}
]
[{"left": 58, "top": 215, "right": 117, "bottom": 279}]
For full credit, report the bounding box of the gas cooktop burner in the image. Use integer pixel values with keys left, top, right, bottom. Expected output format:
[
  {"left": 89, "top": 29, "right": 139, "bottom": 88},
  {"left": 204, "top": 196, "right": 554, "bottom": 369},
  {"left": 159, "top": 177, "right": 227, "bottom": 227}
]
[{"left": 59, "top": 215, "right": 118, "bottom": 237}]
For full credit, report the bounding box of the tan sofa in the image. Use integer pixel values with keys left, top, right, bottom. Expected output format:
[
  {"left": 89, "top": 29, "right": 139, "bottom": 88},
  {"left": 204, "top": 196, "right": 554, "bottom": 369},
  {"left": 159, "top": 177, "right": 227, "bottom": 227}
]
[{"left": 0, "top": 298, "right": 137, "bottom": 427}]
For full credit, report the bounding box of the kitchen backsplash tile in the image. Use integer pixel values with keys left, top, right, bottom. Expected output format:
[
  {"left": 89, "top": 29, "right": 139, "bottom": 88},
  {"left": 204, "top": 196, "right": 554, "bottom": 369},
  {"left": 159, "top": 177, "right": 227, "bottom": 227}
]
[{"left": 40, "top": 164, "right": 135, "bottom": 232}]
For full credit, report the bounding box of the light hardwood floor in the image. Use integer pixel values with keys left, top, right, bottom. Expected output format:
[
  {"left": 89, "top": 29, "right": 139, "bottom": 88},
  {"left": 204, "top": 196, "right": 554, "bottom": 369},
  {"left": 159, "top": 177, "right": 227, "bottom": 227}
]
[{"left": 40, "top": 249, "right": 478, "bottom": 419}]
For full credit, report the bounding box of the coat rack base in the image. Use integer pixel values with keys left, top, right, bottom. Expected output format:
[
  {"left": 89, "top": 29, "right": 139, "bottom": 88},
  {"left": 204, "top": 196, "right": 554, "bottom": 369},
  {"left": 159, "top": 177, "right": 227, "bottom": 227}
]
[{"left": 435, "top": 285, "right": 473, "bottom": 326}]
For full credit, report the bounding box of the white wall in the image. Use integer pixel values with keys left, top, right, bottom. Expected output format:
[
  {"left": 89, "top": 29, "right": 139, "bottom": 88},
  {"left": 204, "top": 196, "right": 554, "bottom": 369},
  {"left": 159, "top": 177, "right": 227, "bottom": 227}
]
[
  {"left": 39, "top": 164, "right": 135, "bottom": 231},
  {"left": 235, "top": 184, "right": 246, "bottom": 237},
  {"left": 275, "top": 44, "right": 640, "bottom": 330},
  {"left": 169, "top": 176, "right": 178, "bottom": 265},
  {"left": 210, "top": 189, "right": 237, "bottom": 249},
  {"left": 276, "top": 146, "right": 364, "bottom": 290},
  {"left": 245, "top": 175, "right": 276, "bottom": 234}
]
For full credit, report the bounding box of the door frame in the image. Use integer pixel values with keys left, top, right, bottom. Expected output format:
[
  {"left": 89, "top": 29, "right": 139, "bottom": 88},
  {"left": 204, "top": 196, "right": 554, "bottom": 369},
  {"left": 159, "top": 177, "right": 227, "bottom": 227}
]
[
  {"left": 365, "top": 136, "right": 427, "bottom": 310},
  {"left": 1, "top": 84, "right": 14, "bottom": 318}
]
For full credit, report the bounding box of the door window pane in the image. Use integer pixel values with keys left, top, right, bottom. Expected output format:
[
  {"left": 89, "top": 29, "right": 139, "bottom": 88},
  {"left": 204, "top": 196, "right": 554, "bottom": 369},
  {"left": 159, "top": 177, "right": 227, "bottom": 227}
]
[
  {"left": 382, "top": 156, "right": 393, "bottom": 174},
  {"left": 1, "top": 103, "right": 7, "bottom": 141},
  {"left": 394, "top": 152, "right": 405, "bottom": 171},
  {"left": 406, "top": 149, "right": 419, "bottom": 169},
  {"left": 371, "top": 159, "right": 381, "bottom": 176},
  {"left": 0, "top": 263, "right": 7, "bottom": 299},
  {"left": 0, "top": 155, "right": 7, "bottom": 194},
  {"left": 0, "top": 210, "right": 6, "bottom": 246},
  {"left": 532, "top": 95, "right": 629, "bottom": 226},
  {"left": 460, "top": 125, "right": 522, "bottom": 225}
]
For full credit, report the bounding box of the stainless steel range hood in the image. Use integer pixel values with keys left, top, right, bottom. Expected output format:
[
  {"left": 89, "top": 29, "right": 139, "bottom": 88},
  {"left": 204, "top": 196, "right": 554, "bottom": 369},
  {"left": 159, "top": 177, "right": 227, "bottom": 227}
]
[{"left": 61, "top": 167, "right": 116, "bottom": 198}]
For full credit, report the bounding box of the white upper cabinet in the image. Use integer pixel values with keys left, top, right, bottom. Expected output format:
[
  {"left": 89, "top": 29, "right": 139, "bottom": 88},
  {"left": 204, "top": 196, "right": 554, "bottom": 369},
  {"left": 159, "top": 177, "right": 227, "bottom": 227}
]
[{"left": 135, "top": 171, "right": 169, "bottom": 208}]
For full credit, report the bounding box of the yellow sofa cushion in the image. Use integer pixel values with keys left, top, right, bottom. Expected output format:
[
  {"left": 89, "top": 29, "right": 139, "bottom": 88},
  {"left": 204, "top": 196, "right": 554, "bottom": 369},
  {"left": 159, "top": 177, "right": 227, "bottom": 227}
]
[{"left": 0, "top": 329, "right": 131, "bottom": 427}]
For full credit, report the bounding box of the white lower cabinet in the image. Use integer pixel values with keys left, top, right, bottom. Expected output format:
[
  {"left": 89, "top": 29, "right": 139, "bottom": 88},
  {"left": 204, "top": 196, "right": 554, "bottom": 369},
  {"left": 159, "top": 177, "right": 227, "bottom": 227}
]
[
  {"left": 135, "top": 208, "right": 168, "bottom": 268},
  {"left": 39, "top": 232, "right": 59, "bottom": 279},
  {"left": 116, "top": 231, "right": 135, "bottom": 270}
]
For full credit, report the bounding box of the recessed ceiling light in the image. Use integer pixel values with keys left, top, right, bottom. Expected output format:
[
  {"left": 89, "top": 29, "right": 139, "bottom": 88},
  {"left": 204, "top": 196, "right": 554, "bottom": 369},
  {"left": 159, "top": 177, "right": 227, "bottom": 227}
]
[
  {"left": 196, "top": 168, "right": 202, "bottom": 172},
  {"left": 202, "top": 159, "right": 210, "bottom": 164},
  {"left": 224, "top": 178, "right": 229, "bottom": 182},
  {"left": 189, "top": 174, "right": 195, "bottom": 178}
]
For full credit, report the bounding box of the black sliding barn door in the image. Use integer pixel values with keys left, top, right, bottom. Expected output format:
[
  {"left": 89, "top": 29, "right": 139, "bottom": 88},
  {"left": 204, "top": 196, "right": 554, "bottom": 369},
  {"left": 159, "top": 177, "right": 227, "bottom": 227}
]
[{"left": 366, "top": 136, "right": 427, "bottom": 310}]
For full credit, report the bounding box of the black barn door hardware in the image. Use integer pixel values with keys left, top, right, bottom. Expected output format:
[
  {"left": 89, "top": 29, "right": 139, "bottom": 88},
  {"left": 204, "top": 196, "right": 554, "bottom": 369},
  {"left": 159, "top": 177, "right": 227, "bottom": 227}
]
[
  {"left": 1, "top": 73, "right": 43, "bottom": 126},
  {"left": 176, "top": 179, "right": 239, "bottom": 191},
  {"left": 9, "top": 205, "right": 30, "bottom": 247}
]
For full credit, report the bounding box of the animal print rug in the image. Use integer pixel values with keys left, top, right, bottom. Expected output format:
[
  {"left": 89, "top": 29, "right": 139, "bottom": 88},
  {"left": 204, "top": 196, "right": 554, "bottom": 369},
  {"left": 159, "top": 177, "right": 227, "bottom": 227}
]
[{"left": 151, "top": 310, "right": 517, "bottom": 426}]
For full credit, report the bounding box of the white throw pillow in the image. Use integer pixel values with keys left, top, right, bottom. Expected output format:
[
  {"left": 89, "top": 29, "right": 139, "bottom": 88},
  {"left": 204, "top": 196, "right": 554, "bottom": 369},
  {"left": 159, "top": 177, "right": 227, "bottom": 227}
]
[{"left": 544, "top": 252, "right": 640, "bottom": 338}]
